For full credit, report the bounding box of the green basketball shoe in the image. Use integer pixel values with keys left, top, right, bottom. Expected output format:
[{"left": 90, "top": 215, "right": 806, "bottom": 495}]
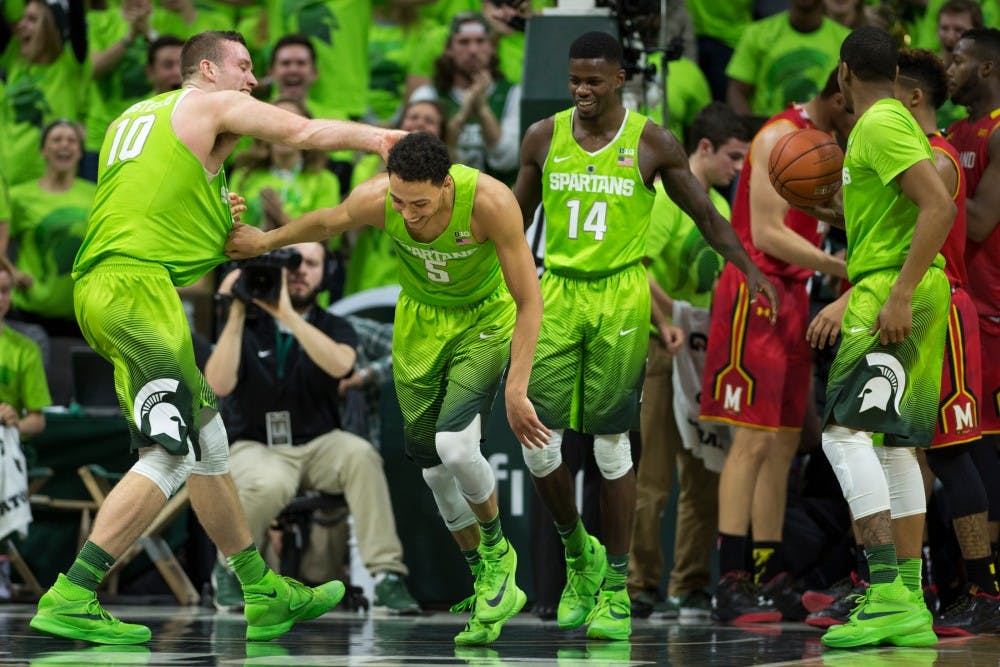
[
  {"left": 821, "top": 578, "right": 931, "bottom": 648},
  {"left": 244, "top": 570, "right": 345, "bottom": 641},
  {"left": 558, "top": 535, "right": 608, "bottom": 629},
  {"left": 29, "top": 574, "right": 151, "bottom": 645},
  {"left": 475, "top": 538, "right": 522, "bottom": 624},
  {"left": 884, "top": 589, "right": 937, "bottom": 647},
  {"left": 585, "top": 587, "right": 632, "bottom": 640}
]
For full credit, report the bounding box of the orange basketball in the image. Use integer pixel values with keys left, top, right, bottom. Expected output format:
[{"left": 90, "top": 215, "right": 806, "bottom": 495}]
[{"left": 768, "top": 128, "right": 844, "bottom": 208}]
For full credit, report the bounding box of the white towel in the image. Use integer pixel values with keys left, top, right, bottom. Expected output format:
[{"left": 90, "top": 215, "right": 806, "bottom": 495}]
[{"left": 0, "top": 425, "right": 32, "bottom": 540}]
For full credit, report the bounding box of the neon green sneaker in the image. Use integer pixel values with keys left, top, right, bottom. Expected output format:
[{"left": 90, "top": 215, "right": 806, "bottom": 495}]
[
  {"left": 884, "top": 589, "right": 937, "bottom": 648},
  {"left": 244, "top": 570, "right": 345, "bottom": 641},
  {"left": 821, "top": 578, "right": 930, "bottom": 648},
  {"left": 452, "top": 567, "right": 527, "bottom": 647},
  {"left": 558, "top": 535, "right": 607, "bottom": 629},
  {"left": 475, "top": 538, "right": 522, "bottom": 624},
  {"left": 29, "top": 574, "right": 151, "bottom": 645},
  {"left": 585, "top": 587, "right": 631, "bottom": 640}
]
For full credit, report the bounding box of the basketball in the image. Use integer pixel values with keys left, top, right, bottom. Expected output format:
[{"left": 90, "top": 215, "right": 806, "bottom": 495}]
[{"left": 768, "top": 128, "right": 844, "bottom": 208}]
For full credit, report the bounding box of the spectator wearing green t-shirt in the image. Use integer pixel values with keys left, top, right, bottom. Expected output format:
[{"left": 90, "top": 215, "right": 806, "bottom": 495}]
[
  {"left": 3, "top": 120, "right": 95, "bottom": 338},
  {"left": 0, "top": 265, "right": 51, "bottom": 439},
  {"left": 686, "top": 0, "right": 752, "bottom": 101},
  {"left": 0, "top": 0, "right": 88, "bottom": 186},
  {"left": 726, "top": 0, "right": 849, "bottom": 117},
  {"left": 630, "top": 102, "right": 751, "bottom": 620}
]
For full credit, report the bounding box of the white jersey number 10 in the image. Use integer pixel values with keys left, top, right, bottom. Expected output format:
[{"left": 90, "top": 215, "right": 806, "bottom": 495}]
[{"left": 106, "top": 114, "right": 155, "bottom": 166}]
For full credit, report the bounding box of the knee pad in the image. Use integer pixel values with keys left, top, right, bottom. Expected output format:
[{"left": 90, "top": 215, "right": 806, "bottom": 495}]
[
  {"left": 926, "top": 445, "right": 988, "bottom": 518},
  {"left": 594, "top": 432, "right": 633, "bottom": 480},
  {"left": 191, "top": 411, "right": 230, "bottom": 476},
  {"left": 822, "top": 425, "right": 889, "bottom": 520},
  {"left": 435, "top": 415, "right": 495, "bottom": 505},
  {"left": 522, "top": 428, "right": 564, "bottom": 478},
  {"left": 132, "top": 445, "right": 195, "bottom": 499},
  {"left": 421, "top": 464, "right": 477, "bottom": 532},
  {"left": 876, "top": 446, "right": 926, "bottom": 519}
]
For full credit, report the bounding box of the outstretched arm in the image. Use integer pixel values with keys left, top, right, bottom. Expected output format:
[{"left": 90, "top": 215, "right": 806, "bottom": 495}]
[
  {"left": 477, "top": 176, "right": 550, "bottom": 449},
  {"left": 226, "top": 175, "right": 389, "bottom": 259},
  {"left": 650, "top": 123, "right": 780, "bottom": 320}
]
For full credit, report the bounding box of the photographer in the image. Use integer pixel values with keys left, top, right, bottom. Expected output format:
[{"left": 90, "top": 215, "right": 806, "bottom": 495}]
[{"left": 205, "top": 241, "right": 419, "bottom": 614}]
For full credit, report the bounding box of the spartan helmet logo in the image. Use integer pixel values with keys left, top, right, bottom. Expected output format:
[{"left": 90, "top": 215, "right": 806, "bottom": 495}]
[
  {"left": 858, "top": 353, "right": 906, "bottom": 415},
  {"left": 133, "top": 379, "right": 188, "bottom": 448}
]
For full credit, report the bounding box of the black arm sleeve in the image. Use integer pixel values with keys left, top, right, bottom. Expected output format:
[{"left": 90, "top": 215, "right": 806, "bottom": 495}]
[{"left": 68, "top": 0, "right": 87, "bottom": 64}]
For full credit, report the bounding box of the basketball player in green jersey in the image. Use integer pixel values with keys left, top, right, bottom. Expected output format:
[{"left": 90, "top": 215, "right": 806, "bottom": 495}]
[
  {"left": 226, "top": 132, "right": 548, "bottom": 645},
  {"left": 513, "top": 31, "right": 778, "bottom": 640},
  {"left": 29, "top": 31, "right": 404, "bottom": 646}
]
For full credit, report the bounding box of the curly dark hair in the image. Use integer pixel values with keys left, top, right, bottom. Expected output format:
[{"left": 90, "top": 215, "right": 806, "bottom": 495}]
[{"left": 386, "top": 132, "right": 452, "bottom": 185}]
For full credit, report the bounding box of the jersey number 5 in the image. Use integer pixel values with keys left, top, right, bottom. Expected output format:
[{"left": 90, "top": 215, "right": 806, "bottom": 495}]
[
  {"left": 425, "top": 258, "right": 451, "bottom": 283},
  {"left": 566, "top": 199, "right": 607, "bottom": 240},
  {"left": 107, "top": 114, "right": 155, "bottom": 166}
]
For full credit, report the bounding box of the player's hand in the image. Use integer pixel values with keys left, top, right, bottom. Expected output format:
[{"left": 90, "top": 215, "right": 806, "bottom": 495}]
[
  {"left": 874, "top": 290, "right": 912, "bottom": 345},
  {"left": 748, "top": 269, "right": 780, "bottom": 324},
  {"left": 807, "top": 293, "right": 849, "bottom": 349},
  {"left": 228, "top": 192, "right": 247, "bottom": 223},
  {"left": 657, "top": 322, "right": 685, "bottom": 354},
  {"left": 225, "top": 222, "right": 268, "bottom": 259},
  {"left": 793, "top": 193, "right": 845, "bottom": 228},
  {"left": 378, "top": 129, "right": 408, "bottom": 161},
  {"left": 0, "top": 403, "right": 20, "bottom": 429},
  {"left": 506, "top": 392, "right": 551, "bottom": 449}
]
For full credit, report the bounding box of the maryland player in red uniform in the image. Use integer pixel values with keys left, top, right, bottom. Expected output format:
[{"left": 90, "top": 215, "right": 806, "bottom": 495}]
[{"left": 699, "top": 71, "right": 854, "bottom": 623}]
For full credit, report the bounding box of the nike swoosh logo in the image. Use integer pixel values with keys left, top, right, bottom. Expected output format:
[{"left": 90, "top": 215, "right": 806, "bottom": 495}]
[
  {"left": 609, "top": 608, "right": 629, "bottom": 620},
  {"left": 619, "top": 328, "right": 637, "bottom": 336},
  {"left": 59, "top": 612, "right": 106, "bottom": 621},
  {"left": 848, "top": 327, "right": 869, "bottom": 334},
  {"left": 258, "top": 350, "right": 273, "bottom": 358},
  {"left": 856, "top": 609, "right": 904, "bottom": 621},
  {"left": 479, "top": 332, "right": 497, "bottom": 339},
  {"left": 485, "top": 574, "right": 510, "bottom": 607},
  {"left": 553, "top": 155, "right": 571, "bottom": 163},
  {"left": 259, "top": 589, "right": 278, "bottom": 598}
]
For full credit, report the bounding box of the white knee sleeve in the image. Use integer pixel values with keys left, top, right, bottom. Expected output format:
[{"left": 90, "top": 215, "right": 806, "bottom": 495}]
[
  {"left": 422, "top": 464, "right": 477, "bottom": 532},
  {"left": 132, "top": 445, "right": 195, "bottom": 499},
  {"left": 435, "top": 415, "right": 495, "bottom": 505},
  {"left": 594, "top": 432, "right": 633, "bottom": 480},
  {"left": 822, "top": 425, "right": 889, "bottom": 519},
  {"left": 876, "top": 446, "right": 925, "bottom": 519},
  {"left": 191, "top": 412, "right": 229, "bottom": 476},
  {"left": 522, "top": 428, "right": 564, "bottom": 478}
]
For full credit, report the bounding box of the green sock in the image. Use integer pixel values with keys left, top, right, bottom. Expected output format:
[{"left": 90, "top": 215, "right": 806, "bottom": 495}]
[
  {"left": 867, "top": 543, "right": 899, "bottom": 585},
  {"left": 605, "top": 553, "right": 628, "bottom": 591},
  {"left": 556, "top": 516, "right": 587, "bottom": 557},
  {"left": 479, "top": 513, "right": 504, "bottom": 549},
  {"left": 897, "top": 557, "right": 923, "bottom": 593},
  {"left": 227, "top": 544, "right": 268, "bottom": 587},
  {"left": 462, "top": 547, "right": 481, "bottom": 572},
  {"left": 65, "top": 541, "right": 116, "bottom": 592}
]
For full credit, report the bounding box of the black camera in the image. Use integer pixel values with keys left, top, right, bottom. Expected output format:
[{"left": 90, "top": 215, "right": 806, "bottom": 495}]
[{"left": 231, "top": 248, "right": 302, "bottom": 304}]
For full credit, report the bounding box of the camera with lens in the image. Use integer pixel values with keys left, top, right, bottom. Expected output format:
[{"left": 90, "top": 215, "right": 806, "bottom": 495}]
[{"left": 231, "top": 248, "right": 302, "bottom": 304}]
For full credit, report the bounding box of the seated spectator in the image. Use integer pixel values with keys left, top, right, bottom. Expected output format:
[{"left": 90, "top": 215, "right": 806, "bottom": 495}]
[
  {"left": 0, "top": 264, "right": 50, "bottom": 439},
  {"left": 205, "top": 241, "right": 420, "bottom": 615},
  {"left": 3, "top": 120, "right": 95, "bottom": 339},
  {"left": 146, "top": 35, "right": 184, "bottom": 95},
  {"left": 1, "top": 0, "right": 88, "bottom": 186},
  {"left": 230, "top": 99, "right": 341, "bottom": 231},
  {"left": 410, "top": 12, "right": 520, "bottom": 185}
]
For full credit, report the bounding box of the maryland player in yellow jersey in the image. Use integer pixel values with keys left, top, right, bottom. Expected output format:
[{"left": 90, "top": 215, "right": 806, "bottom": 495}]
[
  {"left": 30, "top": 31, "right": 404, "bottom": 646},
  {"left": 226, "top": 132, "right": 548, "bottom": 645},
  {"left": 513, "top": 31, "right": 778, "bottom": 640}
]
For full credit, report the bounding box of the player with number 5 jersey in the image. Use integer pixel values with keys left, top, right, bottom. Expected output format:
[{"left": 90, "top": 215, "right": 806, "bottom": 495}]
[
  {"left": 513, "top": 31, "right": 778, "bottom": 641},
  {"left": 31, "top": 30, "right": 406, "bottom": 647},
  {"left": 225, "top": 132, "right": 548, "bottom": 645}
]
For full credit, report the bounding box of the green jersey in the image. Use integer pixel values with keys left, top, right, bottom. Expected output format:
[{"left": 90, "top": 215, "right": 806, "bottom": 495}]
[
  {"left": 10, "top": 178, "right": 96, "bottom": 319},
  {"left": 646, "top": 181, "right": 727, "bottom": 309},
  {"left": 384, "top": 164, "right": 501, "bottom": 306},
  {"left": 73, "top": 90, "right": 232, "bottom": 286},
  {"left": 0, "top": 325, "right": 51, "bottom": 413},
  {"left": 542, "top": 108, "right": 656, "bottom": 276},
  {"left": 842, "top": 98, "right": 943, "bottom": 282}
]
